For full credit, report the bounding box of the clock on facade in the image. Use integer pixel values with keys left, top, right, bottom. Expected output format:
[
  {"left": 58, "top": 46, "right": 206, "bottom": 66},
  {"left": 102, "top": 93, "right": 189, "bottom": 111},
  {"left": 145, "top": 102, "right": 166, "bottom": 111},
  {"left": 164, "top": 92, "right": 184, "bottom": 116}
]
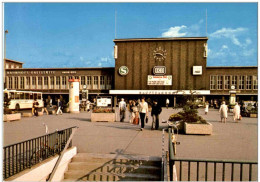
[{"left": 153, "top": 47, "right": 167, "bottom": 61}]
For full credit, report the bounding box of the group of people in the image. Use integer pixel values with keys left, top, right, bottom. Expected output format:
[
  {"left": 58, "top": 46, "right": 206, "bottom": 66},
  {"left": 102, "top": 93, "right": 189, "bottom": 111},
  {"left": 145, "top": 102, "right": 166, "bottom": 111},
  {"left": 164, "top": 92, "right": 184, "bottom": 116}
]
[
  {"left": 118, "top": 97, "right": 162, "bottom": 131},
  {"left": 218, "top": 101, "right": 241, "bottom": 123}
]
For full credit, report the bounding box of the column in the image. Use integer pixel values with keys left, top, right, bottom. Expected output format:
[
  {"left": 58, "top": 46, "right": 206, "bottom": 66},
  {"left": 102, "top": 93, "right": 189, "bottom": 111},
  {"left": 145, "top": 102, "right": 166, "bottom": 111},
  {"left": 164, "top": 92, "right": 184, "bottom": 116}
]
[
  {"left": 66, "top": 76, "right": 69, "bottom": 89},
  {"left": 92, "top": 76, "right": 94, "bottom": 89},
  {"left": 54, "top": 76, "right": 56, "bottom": 90},
  {"left": 85, "top": 76, "right": 87, "bottom": 89},
  {"left": 6, "top": 76, "right": 9, "bottom": 89},
  {"left": 202, "top": 96, "right": 206, "bottom": 103},
  {"left": 60, "top": 76, "right": 62, "bottom": 89},
  {"left": 18, "top": 76, "right": 21, "bottom": 89},
  {"left": 36, "top": 76, "right": 38, "bottom": 89},
  {"left": 48, "top": 76, "right": 50, "bottom": 90},
  {"left": 42, "top": 76, "right": 44, "bottom": 89},
  {"left": 12, "top": 76, "right": 15, "bottom": 89},
  {"left": 24, "top": 76, "right": 27, "bottom": 89},
  {"left": 174, "top": 96, "right": 176, "bottom": 107},
  {"left": 79, "top": 76, "right": 82, "bottom": 90},
  {"left": 98, "top": 76, "right": 100, "bottom": 90}
]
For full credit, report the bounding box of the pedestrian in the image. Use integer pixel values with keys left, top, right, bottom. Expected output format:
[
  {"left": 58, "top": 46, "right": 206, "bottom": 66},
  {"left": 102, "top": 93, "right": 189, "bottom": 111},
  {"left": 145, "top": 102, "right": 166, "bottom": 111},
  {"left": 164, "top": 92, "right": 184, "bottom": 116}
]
[
  {"left": 32, "top": 98, "right": 39, "bottom": 116},
  {"left": 56, "top": 99, "right": 63, "bottom": 115},
  {"left": 138, "top": 97, "right": 149, "bottom": 131},
  {"left": 131, "top": 100, "right": 139, "bottom": 124},
  {"left": 43, "top": 99, "right": 49, "bottom": 115},
  {"left": 129, "top": 100, "right": 134, "bottom": 123},
  {"left": 151, "top": 100, "right": 162, "bottom": 130},
  {"left": 119, "top": 98, "right": 126, "bottom": 122},
  {"left": 166, "top": 98, "right": 170, "bottom": 109},
  {"left": 219, "top": 101, "right": 228, "bottom": 123},
  {"left": 233, "top": 102, "right": 241, "bottom": 122},
  {"left": 205, "top": 101, "right": 209, "bottom": 115},
  {"left": 86, "top": 100, "right": 91, "bottom": 112}
]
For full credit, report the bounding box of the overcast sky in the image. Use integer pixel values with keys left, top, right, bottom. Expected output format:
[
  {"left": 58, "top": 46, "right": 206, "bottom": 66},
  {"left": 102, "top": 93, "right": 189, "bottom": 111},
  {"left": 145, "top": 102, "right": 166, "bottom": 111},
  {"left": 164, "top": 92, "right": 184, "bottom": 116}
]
[{"left": 4, "top": 3, "right": 257, "bottom": 68}]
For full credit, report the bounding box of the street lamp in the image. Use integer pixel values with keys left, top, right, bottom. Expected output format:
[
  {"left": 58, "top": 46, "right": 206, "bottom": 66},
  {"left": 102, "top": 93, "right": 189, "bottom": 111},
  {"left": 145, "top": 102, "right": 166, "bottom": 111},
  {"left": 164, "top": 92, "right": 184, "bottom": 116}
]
[{"left": 4, "top": 29, "right": 8, "bottom": 89}]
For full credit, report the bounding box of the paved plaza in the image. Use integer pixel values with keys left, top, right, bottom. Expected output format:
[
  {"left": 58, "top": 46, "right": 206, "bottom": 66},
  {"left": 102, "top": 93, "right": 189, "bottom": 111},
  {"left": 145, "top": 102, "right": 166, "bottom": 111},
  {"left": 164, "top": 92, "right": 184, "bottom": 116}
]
[{"left": 3, "top": 108, "right": 257, "bottom": 161}]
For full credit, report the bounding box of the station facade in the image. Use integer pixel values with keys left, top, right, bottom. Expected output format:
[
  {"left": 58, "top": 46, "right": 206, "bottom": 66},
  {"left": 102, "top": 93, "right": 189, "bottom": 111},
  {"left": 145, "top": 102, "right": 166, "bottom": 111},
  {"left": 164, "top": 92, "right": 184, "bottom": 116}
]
[{"left": 4, "top": 37, "right": 258, "bottom": 106}]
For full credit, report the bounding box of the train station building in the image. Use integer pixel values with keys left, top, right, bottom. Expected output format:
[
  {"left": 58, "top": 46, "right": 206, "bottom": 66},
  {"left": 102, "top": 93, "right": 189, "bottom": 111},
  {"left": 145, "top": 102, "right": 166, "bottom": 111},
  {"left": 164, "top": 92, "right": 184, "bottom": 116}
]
[{"left": 4, "top": 37, "right": 258, "bottom": 106}]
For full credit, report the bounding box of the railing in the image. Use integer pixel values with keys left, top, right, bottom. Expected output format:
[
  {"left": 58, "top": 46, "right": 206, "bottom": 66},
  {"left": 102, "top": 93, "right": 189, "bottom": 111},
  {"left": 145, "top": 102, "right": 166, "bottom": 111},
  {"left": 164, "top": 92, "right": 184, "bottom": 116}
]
[
  {"left": 3, "top": 126, "right": 77, "bottom": 180},
  {"left": 168, "top": 128, "right": 258, "bottom": 181}
]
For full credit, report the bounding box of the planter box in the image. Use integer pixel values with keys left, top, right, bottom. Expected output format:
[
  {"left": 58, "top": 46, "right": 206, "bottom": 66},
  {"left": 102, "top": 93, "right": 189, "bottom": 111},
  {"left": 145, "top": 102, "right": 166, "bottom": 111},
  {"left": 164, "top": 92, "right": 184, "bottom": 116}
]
[
  {"left": 4, "top": 113, "right": 21, "bottom": 122},
  {"left": 184, "top": 122, "right": 212, "bottom": 135},
  {"left": 91, "top": 113, "right": 116, "bottom": 122},
  {"left": 250, "top": 114, "right": 257, "bottom": 118}
]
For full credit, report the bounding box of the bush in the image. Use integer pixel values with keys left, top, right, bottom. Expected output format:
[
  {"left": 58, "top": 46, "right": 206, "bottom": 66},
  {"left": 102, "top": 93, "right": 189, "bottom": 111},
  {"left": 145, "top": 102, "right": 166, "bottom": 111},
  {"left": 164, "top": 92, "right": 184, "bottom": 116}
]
[{"left": 93, "top": 108, "right": 115, "bottom": 113}]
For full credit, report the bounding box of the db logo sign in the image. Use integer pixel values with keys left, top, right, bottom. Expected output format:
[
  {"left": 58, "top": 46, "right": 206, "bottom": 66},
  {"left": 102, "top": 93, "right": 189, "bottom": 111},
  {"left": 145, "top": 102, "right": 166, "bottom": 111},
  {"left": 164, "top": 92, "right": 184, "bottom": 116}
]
[{"left": 119, "top": 66, "right": 129, "bottom": 76}]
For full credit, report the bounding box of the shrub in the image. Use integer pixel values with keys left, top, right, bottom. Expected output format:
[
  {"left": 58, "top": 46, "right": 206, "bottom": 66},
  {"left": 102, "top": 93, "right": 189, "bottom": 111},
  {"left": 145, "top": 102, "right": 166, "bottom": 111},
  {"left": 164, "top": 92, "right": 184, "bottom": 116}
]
[{"left": 93, "top": 108, "right": 115, "bottom": 113}]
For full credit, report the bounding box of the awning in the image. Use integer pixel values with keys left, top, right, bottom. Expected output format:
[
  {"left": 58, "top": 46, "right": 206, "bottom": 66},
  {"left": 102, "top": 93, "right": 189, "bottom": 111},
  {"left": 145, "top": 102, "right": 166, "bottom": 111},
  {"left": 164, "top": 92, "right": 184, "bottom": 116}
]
[{"left": 109, "top": 90, "right": 211, "bottom": 95}]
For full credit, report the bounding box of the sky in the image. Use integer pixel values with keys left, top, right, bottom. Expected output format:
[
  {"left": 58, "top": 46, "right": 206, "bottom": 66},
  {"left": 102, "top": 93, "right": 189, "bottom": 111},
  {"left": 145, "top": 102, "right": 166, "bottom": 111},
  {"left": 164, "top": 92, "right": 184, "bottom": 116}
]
[{"left": 4, "top": 3, "right": 258, "bottom": 68}]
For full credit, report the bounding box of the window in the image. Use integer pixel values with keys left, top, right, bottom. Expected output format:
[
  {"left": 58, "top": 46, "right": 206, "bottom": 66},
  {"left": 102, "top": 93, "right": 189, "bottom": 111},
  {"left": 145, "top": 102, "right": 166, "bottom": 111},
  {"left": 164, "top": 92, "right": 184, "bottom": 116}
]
[
  {"left": 224, "top": 76, "right": 230, "bottom": 90},
  {"left": 33, "top": 93, "right": 37, "bottom": 100},
  {"left": 210, "top": 75, "right": 216, "bottom": 90},
  {"left": 10, "top": 92, "right": 15, "bottom": 99},
  {"left": 19, "top": 92, "right": 24, "bottom": 99},
  {"left": 6, "top": 64, "right": 9, "bottom": 69},
  {"left": 14, "top": 77, "right": 18, "bottom": 89},
  {"left": 44, "top": 77, "right": 48, "bottom": 89},
  {"left": 87, "top": 76, "right": 92, "bottom": 89},
  {"left": 11, "top": 65, "right": 14, "bottom": 68},
  {"left": 15, "top": 92, "right": 19, "bottom": 99},
  {"left": 38, "top": 77, "right": 42, "bottom": 89},
  {"left": 217, "top": 76, "right": 223, "bottom": 90},
  {"left": 100, "top": 76, "right": 105, "bottom": 89},
  {"left": 253, "top": 76, "right": 258, "bottom": 90},
  {"left": 26, "top": 77, "right": 30, "bottom": 89},
  {"left": 50, "top": 77, "right": 54, "bottom": 89},
  {"left": 231, "top": 76, "right": 237, "bottom": 89},
  {"left": 75, "top": 76, "right": 79, "bottom": 79},
  {"left": 16, "top": 65, "right": 19, "bottom": 68},
  {"left": 32, "top": 77, "right": 36, "bottom": 89},
  {"left": 69, "top": 76, "right": 73, "bottom": 80},
  {"left": 25, "top": 93, "right": 29, "bottom": 99},
  {"left": 8, "top": 77, "right": 12, "bottom": 89},
  {"left": 93, "top": 76, "right": 98, "bottom": 89},
  {"left": 37, "top": 93, "right": 41, "bottom": 100},
  {"left": 81, "top": 76, "right": 85, "bottom": 86},
  {"left": 56, "top": 77, "right": 60, "bottom": 89},
  {"left": 20, "top": 77, "right": 24, "bottom": 89},
  {"left": 246, "top": 76, "right": 252, "bottom": 90},
  {"left": 239, "top": 76, "right": 245, "bottom": 90},
  {"left": 62, "top": 76, "right": 66, "bottom": 89}
]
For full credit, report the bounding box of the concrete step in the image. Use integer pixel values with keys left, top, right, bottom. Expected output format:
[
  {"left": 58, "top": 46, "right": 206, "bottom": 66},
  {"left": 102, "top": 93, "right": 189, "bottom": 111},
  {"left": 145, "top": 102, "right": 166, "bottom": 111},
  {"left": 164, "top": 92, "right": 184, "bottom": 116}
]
[
  {"left": 66, "top": 163, "right": 160, "bottom": 177},
  {"left": 63, "top": 171, "right": 161, "bottom": 181}
]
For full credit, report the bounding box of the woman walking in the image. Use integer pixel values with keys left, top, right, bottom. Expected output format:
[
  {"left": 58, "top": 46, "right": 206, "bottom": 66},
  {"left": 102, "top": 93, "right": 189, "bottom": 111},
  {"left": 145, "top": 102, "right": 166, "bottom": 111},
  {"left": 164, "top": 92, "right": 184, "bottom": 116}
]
[
  {"left": 233, "top": 102, "right": 241, "bottom": 122},
  {"left": 219, "top": 101, "right": 228, "bottom": 123},
  {"left": 138, "top": 97, "right": 148, "bottom": 131},
  {"left": 205, "top": 101, "right": 209, "bottom": 115}
]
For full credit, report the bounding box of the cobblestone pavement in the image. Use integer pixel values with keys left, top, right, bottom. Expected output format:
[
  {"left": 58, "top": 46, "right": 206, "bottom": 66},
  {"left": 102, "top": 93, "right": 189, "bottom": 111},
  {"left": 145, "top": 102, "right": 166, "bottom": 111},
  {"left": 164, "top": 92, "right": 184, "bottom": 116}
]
[{"left": 3, "top": 107, "right": 257, "bottom": 161}]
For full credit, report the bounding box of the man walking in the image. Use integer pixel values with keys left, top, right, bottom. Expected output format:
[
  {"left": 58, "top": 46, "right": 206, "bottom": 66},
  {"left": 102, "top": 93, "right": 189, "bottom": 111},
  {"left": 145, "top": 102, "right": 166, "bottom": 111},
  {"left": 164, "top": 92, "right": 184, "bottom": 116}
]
[
  {"left": 119, "top": 98, "right": 126, "bottom": 122},
  {"left": 151, "top": 100, "right": 162, "bottom": 130},
  {"left": 56, "top": 99, "right": 63, "bottom": 115}
]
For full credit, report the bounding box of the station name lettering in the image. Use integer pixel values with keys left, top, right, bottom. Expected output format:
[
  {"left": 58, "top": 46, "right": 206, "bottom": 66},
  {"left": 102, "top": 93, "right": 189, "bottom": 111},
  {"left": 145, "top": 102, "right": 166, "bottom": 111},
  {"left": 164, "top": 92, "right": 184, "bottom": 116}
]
[{"left": 6, "top": 71, "right": 56, "bottom": 75}]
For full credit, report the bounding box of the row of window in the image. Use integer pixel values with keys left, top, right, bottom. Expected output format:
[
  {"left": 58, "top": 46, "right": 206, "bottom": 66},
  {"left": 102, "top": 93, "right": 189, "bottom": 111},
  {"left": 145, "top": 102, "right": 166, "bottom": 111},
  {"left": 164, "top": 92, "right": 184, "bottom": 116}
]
[
  {"left": 6, "top": 75, "right": 112, "bottom": 90},
  {"left": 210, "top": 75, "right": 258, "bottom": 90},
  {"left": 6, "top": 63, "right": 21, "bottom": 69}
]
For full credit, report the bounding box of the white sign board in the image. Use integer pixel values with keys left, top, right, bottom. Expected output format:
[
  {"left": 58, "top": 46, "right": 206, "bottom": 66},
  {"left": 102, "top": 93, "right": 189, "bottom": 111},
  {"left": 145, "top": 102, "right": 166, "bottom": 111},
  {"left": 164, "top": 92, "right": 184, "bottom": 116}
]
[
  {"left": 147, "top": 75, "right": 172, "bottom": 85},
  {"left": 97, "top": 98, "right": 112, "bottom": 107},
  {"left": 193, "top": 66, "right": 202, "bottom": 75}
]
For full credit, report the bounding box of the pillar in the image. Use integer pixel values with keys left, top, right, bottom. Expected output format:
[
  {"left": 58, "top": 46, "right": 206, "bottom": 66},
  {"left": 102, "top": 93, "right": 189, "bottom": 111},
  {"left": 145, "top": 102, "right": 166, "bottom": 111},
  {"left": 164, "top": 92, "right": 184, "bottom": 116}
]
[
  {"left": 54, "top": 76, "right": 56, "bottom": 90},
  {"left": 36, "top": 76, "right": 38, "bottom": 89},
  {"left": 203, "top": 96, "right": 206, "bottom": 103},
  {"left": 98, "top": 76, "right": 100, "bottom": 90},
  {"left": 18, "top": 76, "right": 21, "bottom": 89},
  {"left": 30, "top": 76, "right": 32, "bottom": 89},
  {"left": 174, "top": 96, "right": 176, "bottom": 107}
]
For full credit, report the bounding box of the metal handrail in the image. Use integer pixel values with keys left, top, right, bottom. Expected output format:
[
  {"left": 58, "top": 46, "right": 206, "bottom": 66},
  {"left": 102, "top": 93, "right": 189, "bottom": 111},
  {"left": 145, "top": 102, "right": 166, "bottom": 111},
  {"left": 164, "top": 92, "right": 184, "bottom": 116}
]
[{"left": 3, "top": 126, "right": 78, "bottom": 180}]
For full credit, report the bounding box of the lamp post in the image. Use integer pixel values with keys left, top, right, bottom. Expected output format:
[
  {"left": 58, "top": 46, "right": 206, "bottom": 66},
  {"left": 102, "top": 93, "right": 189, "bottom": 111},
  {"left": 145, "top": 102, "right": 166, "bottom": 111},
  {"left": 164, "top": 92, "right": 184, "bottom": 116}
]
[{"left": 4, "top": 30, "right": 8, "bottom": 89}]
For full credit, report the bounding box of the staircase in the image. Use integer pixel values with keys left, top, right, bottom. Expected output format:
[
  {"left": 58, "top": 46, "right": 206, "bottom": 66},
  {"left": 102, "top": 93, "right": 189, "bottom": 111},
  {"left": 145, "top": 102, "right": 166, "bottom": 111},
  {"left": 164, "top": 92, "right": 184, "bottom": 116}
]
[{"left": 63, "top": 153, "right": 162, "bottom": 181}]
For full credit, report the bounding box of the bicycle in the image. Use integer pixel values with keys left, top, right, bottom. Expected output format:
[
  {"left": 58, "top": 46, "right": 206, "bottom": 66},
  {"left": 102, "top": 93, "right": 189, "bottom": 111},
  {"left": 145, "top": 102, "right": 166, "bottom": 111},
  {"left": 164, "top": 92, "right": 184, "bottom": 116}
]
[{"left": 162, "top": 119, "right": 181, "bottom": 155}]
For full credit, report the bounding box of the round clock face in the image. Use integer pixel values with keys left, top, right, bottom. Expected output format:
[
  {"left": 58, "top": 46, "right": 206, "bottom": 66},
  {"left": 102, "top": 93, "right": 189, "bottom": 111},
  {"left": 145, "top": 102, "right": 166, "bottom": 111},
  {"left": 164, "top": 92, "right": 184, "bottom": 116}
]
[{"left": 153, "top": 47, "right": 167, "bottom": 61}]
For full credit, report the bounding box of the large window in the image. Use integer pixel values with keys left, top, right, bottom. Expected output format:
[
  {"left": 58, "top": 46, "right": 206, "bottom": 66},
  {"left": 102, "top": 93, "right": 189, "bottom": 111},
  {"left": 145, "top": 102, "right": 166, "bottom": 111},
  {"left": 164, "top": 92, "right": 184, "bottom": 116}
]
[
  {"left": 217, "top": 76, "right": 223, "bottom": 90},
  {"left": 87, "top": 76, "right": 92, "bottom": 89},
  {"left": 56, "top": 76, "right": 60, "bottom": 89},
  {"left": 26, "top": 77, "right": 30, "bottom": 89},
  {"left": 106, "top": 76, "right": 112, "bottom": 90},
  {"left": 231, "top": 76, "right": 237, "bottom": 89},
  {"left": 38, "top": 77, "right": 42, "bottom": 89},
  {"left": 44, "top": 77, "right": 48, "bottom": 89},
  {"left": 81, "top": 76, "right": 85, "bottom": 86},
  {"left": 14, "top": 77, "right": 18, "bottom": 89},
  {"left": 8, "top": 77, "right": 12, "bottom": 89},
  {"left": 246, "top": 76, "right": 252, "bottom": 90},
  {"left": 20, "top": 77, "right": 24, "bottom": 89},
  {"left": 253, "top": 76, "right": 258, "bottom": 90},
  {"left": 93, "top": 76, "right": 98, "bottom": 89},
  {"left": 210, "top": 75, "right": 216, "bottom": 90},
  {"left": 50, "top": 77, "right": 54, "bottom": 89},
  {"left": 32, "top": 77, "right": 36, "bottom": 89},
  {"left": 224, "top": 76, "right": 230, "bottom": 90},
  {"left": 239, "top": 76, "right": 245, "bottom": 90},
  {"left": 61, "top": 76, "right": 66, "bottom": 89},
  {"left": 75, "top": 76, "right": 79, "bottom": 79},
  {"left": 100, "top": 76, "right": 105, "bottom": 89}
]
